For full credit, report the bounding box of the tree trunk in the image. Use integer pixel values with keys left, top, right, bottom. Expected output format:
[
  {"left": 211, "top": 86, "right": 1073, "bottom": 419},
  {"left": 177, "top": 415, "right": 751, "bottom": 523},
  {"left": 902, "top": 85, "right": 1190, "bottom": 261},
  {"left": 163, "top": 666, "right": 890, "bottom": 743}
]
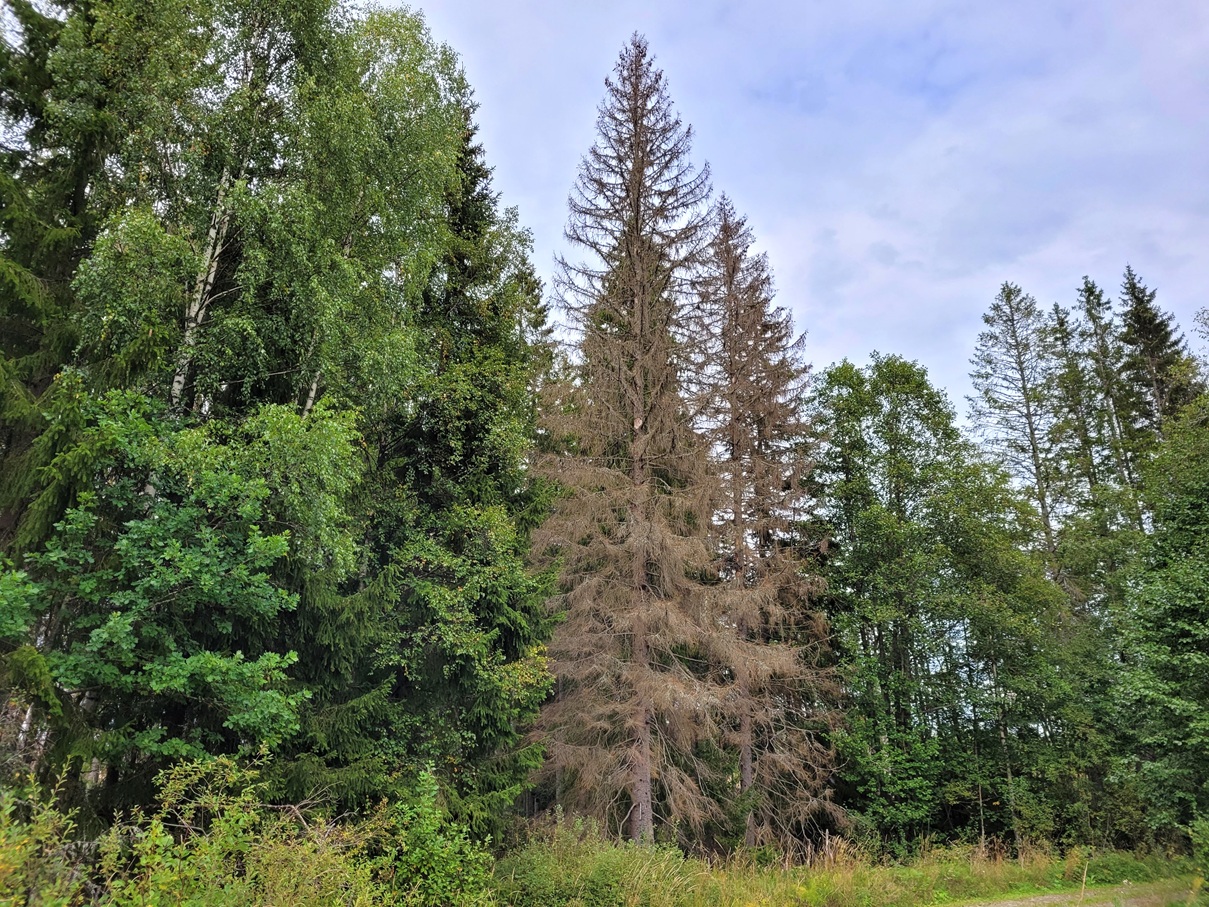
[
  {"left": 631, "top": 707, "right": 655, "bottom": 842},
  {"left": 171, "top": 167, "right": 233, "bottom": 408},
  {"left": 739, "top": 707, "right": 756, "bottom": 846}
]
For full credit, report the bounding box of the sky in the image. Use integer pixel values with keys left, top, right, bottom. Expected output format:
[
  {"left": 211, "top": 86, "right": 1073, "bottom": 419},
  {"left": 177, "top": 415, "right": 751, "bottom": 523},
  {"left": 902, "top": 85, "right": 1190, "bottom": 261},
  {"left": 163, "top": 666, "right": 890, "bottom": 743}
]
[{"left": 413, "top": 1, "right": 1209, "bottom": 406}]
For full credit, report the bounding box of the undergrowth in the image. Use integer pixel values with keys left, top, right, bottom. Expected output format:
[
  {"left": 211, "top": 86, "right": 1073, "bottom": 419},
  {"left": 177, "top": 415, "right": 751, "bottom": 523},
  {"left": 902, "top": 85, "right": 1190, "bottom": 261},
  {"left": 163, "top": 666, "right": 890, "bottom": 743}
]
[
  {"left": 0, "top": 777, "right": 1194, "bottom": 907},
  {"left": 492, "top": 815, "right": 1189, "bottom": 907},
  {"left": 0, "top": 759, "right": 491, "bottom": 906}
]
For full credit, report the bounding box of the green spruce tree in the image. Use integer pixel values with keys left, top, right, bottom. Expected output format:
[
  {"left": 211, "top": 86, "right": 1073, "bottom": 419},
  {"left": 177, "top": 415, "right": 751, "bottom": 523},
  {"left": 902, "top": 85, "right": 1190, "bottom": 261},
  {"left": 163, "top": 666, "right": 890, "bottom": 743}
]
[{"left": 1119, "top": 265, "right": 1202, "bottom": 433}]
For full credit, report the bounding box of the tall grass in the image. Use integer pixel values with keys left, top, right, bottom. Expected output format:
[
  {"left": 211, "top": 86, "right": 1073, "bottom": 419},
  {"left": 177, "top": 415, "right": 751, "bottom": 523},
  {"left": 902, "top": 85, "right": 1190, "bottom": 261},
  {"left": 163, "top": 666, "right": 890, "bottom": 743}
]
[
  {"left": 492, "top": 816, "right": 1188, "bottom": 907},
  {"left": 0, "top": 775, "right": 1191, "bottom": 907}
]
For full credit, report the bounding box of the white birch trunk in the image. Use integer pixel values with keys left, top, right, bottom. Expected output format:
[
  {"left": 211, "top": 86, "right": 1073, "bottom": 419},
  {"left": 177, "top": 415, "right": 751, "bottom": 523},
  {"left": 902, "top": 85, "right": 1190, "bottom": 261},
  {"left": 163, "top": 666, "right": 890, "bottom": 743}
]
[{"left": 171, "top": 167, "right": 233, "bottom": 408}]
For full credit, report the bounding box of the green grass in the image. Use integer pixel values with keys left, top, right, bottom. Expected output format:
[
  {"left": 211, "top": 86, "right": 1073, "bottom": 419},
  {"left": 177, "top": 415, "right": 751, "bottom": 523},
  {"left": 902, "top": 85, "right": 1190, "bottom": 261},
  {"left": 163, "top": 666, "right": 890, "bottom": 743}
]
[
  {"left": 0, "top": 774, "right": 1194, "bottom": 907},
  {"left": 491, "top": 818, "right": 1191, "bottom": 907}
]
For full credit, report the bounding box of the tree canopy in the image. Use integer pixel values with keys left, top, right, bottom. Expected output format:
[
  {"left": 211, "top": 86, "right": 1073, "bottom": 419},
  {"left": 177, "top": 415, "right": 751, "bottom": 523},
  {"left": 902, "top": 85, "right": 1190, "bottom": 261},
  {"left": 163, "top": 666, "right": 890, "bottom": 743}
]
[{"left": 1, "top": 11, "right": 1207, "bottom": 868}]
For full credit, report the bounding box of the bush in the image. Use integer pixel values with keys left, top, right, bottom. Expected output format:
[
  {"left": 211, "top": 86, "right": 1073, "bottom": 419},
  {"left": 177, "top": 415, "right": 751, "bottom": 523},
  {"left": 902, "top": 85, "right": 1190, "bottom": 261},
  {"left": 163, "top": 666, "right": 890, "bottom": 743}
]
[
  {"left": 1190, "top": 817, "right": 1209, "bottom": 904},
  {"left": 378, "top": 771, "right": 494, "bottom": 907},
  {"left": 0, "top": 780, "right": 88, "bottom": 906},
  {"left": 98, "top": 759, "right": 495, "bottom": 907},
  {"left": 97, "top": 758, "right": 398, "bottom": 906},
  {"left": 0, "top": 759, "right": 494, "bottom": 906},
  {"left": 492, "top": 814, "right": 704, "bottom": 907},
  {"left": 1080, "top": 849, "right": 1166, "bottom": 886}
]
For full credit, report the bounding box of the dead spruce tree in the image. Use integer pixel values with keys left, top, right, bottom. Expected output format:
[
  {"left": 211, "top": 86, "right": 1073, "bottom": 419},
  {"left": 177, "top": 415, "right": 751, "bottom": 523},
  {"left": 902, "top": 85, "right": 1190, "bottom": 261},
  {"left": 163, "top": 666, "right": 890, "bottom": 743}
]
[
  {"left": 694, "top": 197, "right": 837, "bottom": 852},
  {"left": 532, "top": 35, "right": 719, "bottom": 843}
]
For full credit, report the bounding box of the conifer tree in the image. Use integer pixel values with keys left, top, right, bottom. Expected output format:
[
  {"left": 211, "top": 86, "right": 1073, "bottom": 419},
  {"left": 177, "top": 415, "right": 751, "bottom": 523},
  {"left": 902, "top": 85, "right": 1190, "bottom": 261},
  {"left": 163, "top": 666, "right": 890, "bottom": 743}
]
[
  {"left": 695, "top": 197, "right": 836, "bottom": 850},
  {"left": 533, "top": 35, "right": 720, "bottom": 843},
  {"left": 1077, "top": 277, "right": 1146, "bottom": 506},
  {"left": 0, "top": 0, "right": 191, "bottom": 549},
  {"left": 1048, "top": 303, "right": 1103, "bottom": 504},
  {"left": 288, "top": 111, "right": 556, "bottom": 832},
  {"left": 968, "top": 284, "right": 1061, "bottom": 563},
  {"left": 1119, "top": 266, "right": 1202, "bottom": 432}
]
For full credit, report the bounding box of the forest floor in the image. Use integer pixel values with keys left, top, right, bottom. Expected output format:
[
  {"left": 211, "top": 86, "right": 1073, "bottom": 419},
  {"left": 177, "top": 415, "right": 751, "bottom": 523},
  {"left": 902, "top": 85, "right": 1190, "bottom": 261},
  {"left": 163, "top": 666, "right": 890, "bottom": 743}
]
[{"left": 963, "top": 878, "right": 1195, "bottom": 907}]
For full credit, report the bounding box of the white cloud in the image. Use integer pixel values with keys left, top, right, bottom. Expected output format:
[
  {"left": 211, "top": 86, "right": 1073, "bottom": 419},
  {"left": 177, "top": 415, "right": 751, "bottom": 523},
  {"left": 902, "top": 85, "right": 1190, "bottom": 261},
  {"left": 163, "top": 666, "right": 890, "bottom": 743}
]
[{"left": 414, "top": 0, "right": 1209, "bottom": 402}]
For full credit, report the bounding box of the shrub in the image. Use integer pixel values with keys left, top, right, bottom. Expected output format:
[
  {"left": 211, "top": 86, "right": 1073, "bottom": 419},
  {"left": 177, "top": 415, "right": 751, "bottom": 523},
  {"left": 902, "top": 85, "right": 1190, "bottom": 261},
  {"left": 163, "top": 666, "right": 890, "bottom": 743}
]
[
  {"left": 97, "top": 758, "right": 395, "bottom": 906},
  {"left": 0, "top": 780, "right": 88, "bottom": 906},
  {"left": 1190, "top": 817, "right": 1208, "bottom": 904},
  {"left": 0, "top": 758, "right": 493, "bottom": 906}
]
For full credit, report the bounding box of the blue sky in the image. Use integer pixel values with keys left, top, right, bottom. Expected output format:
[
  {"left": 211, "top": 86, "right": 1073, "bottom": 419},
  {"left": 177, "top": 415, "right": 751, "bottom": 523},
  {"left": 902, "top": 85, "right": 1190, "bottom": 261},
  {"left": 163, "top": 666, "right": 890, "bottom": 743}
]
[{"left": 414, "top": 1, "right": 1209, "bottom": 403}]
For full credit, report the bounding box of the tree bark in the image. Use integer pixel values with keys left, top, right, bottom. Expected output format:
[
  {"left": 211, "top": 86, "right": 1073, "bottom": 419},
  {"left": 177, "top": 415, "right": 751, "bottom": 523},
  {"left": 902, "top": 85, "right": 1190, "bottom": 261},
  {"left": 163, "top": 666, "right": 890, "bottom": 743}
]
[{"left": 171, "top": 167, "right": 233, "bottom": 409}]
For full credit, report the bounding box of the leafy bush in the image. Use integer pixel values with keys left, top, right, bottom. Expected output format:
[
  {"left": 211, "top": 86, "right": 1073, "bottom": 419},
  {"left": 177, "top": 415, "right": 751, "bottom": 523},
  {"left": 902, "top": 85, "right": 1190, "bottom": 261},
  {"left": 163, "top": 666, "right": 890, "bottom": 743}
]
[
  {"left": 96, "top": 759, "right": 494, "bottom": 907},
  {"left": 96, "top": 758, "right": 391, "bottom": 906},
  {"left": 379, "top": 770, "right": 494, "bottom": 907},
  {"left": 0, "top": 781, "right": 88, "bottom": 906},
  {"left": 0, "top": 759, "right": 493, "bottom": 906}
]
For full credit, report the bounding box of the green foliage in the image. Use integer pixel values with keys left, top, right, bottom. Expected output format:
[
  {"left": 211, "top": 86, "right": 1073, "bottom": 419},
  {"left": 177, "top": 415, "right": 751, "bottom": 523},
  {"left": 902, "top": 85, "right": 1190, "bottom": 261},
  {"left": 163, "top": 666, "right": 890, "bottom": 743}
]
[
  {"left": 1119, "top": 396, "right": 1209, "bottom": 832},
  {"left": 2, "top": 0, "right": 550, "bottom": 838},
  {"left": 0, "top": 784, "right": 1191, "bottom": 907},
  {"left": 72, "top": 209, "right": 196, "bottom": 387},
  {"left": 814, "top": 355, "right": 1096, "bottom": 850},
  {"left": 14, "top": 394, "right": 311, "bottom": 781},
  {"left": 0, "top": 781, "right": 88, "bottom": 905},
  {"left": 3, "top": 0, "right": 1201, "bottom": 863},
  {"left": 0, "top": 758, "right": 494, "bottom": 906},
  {"left": 0, "top": 565, "right": 37, "bottom": 644},
  {"left": 1119, "top": 266, "right": 1204, "bottom": 430},
  {"left": 384, "top": 770, "right": 495, "bottom": 906},
  {"left": 1190, "top": 817, "right": 1209, "bottom": 903},
  {"left": 493, "top": 815, "right": 704, "bottom": 907},
  {"left": 97, "top": 760, "right": 494, "bottom": 907},
  {"left": 273, "top": 112, "right": 554, "bottom": 827}
]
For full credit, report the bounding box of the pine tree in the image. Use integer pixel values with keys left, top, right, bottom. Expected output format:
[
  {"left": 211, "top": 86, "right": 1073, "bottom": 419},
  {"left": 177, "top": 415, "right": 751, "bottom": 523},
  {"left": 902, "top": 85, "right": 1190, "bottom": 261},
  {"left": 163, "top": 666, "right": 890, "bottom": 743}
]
[
  {"left": 533, "top": 34, "right": 721, "bottom": 843},
  {"left": 1047, "top": 303, "right": 1103, "bottom": 505},
  {"left": 283, "top": 110, "right": 556, "bottom": 833},
  {"left": 0, "top": 0, "right": 149, "bottom": 550},
  {"left": 695, "top": 197, "right": 836, "bottom": 850},
  {"left": 1119, "top": 265, "right": 1202, "bottom": 433},
  {"left": 1077, "top": 277, "right": 1145, "bottom": 506},
  {"left": 968, "top": 283, "right": 1061, "bottom": 563},
  {"left": 1039, "top": 290, "right": 1144, "bottom": 612}
]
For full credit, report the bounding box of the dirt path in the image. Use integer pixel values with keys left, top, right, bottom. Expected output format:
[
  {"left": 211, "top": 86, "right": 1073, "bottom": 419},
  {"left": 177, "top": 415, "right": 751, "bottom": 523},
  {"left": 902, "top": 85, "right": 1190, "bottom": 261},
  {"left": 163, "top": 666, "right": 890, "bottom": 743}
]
[{"left": 961, "top": 879, "right": 1194, "bottom": 907}]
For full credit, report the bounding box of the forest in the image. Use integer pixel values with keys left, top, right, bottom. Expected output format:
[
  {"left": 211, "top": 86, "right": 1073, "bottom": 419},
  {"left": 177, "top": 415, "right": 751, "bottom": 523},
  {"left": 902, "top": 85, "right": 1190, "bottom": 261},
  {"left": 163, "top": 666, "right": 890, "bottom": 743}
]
[{"left": 1, "top": 1, "right": 1207, "bottom": 904}]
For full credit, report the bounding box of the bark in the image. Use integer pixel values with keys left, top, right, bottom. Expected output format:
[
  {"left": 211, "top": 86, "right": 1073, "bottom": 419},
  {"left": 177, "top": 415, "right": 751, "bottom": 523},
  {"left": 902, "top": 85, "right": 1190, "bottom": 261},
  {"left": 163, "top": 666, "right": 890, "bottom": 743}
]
[
  {"left": 302, "top": 370, "right": 321, "bottom": 417},
  {"left": 171, "top": 167, "right": 233, "bottom": 408}
]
